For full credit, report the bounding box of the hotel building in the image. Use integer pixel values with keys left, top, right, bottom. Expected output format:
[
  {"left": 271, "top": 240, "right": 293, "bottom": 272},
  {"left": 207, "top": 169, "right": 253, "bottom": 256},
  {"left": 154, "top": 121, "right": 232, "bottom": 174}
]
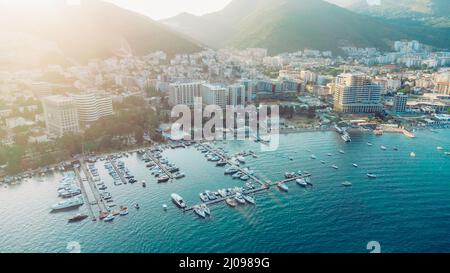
[
  {"left": 70, "top": 92, "right": 113, "bottom": 124},
  {"left": 168, "top": 82, "right": 204, "bottom": 107},
  {"left": 42, "top": 95, "right": 80, "bottom": 138},
  {"left": 333, "top": 73, "right": 382, "bottom": 113}
]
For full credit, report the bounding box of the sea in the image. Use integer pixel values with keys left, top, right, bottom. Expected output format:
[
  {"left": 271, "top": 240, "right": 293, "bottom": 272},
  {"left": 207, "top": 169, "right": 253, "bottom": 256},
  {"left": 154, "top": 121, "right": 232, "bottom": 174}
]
[{"left": 1, "top": 130, "right": 449, "bottom": 253}]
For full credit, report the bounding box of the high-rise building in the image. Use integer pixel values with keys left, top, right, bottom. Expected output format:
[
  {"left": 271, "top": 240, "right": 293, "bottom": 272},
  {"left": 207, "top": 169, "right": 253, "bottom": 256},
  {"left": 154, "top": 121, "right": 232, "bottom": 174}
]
[
  {"left": 333, "top": 73, "right": 383, "bottom": 113},
  {"left": 42, "top": 95, "right": 80, "bottom": 137},
  {"left": 201, "top": 84, "right": 229, "bottom": 109},
  {"left": 169, "top": 82, "right": 203, "bottom": 107},
  {"left": 228, "top": 84, "right": 249, "bottom": 106},
  {"left": 393, "top": 93, "right": 408, "bottom": 113},
  {"left": 70, "top": 92, "right": 113, "bottom": 124}
]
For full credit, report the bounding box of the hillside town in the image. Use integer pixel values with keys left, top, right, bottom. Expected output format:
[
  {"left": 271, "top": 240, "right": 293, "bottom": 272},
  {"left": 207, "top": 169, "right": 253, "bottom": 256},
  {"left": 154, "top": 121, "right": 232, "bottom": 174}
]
[{"left": 0, "top": 40, "right": 449, "bottom": 177}]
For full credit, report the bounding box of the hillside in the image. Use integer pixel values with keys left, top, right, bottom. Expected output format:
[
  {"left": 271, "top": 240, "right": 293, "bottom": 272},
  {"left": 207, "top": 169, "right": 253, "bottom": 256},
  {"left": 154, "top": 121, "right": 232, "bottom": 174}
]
[
  {"left": 163, "top": 0, "right": 450, "bottom": 54},
  {"left": 350, "top": 0, "right": 449, "bottom": 17},
  {"left": 0, "top": 0, "right": 201, "bottom": 68}
]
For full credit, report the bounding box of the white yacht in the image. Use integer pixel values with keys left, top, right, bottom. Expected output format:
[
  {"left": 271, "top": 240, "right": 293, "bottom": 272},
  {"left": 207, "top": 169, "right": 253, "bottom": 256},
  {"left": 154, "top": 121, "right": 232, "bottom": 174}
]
[
  {"left": 171, "top": 193, "right": 186, "bottom": 209},
  {"left": 242, "top": 195, "right": 255, "bottom": 205},
  {"left": 296, "top": 178, "right": 308, "bottom": 187},
  {"left": 200, "top": 204, "right": 211, "bottom": 216},
  {"left": 193, "top": 205, "right": 206, "bottom": 218},
  {"left": 50, "top": 196, "right": 84, "bottom": 212}
]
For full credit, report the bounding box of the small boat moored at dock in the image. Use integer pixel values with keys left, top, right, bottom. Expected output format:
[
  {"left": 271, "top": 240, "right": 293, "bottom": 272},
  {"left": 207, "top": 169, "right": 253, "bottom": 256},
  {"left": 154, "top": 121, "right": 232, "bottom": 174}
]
[
  {"left": 225, "top": 198, "right": 237, "bottom": 207},
  {"left": 68, "top": 214, "right": 88, "bottom": 223},
  {"left": 199, "top": 192, "right": 209, "bottom": 202},
  {"left": 171, "top": 193, "right": 187, "bottom": 209},
  {"left": 234, "top": 194, "right": 246, "bottom": 205},
  {"left": 103, "top": 214, "right": 115, "bottom": 222},
  {"left": 277, "top": 182, "right": 289, "bottom": 192},
  {"left": 193, "top": 205, "right": 206, "bottom": 218},
  {"left": 200, "top": 204, "right": 211, "bottom": 216},
  {"left": 296, "top": 178, "right": 308, "bottom": 188},
  {"left": 242, "top": 195, "right": 255, "bottom": 205}
]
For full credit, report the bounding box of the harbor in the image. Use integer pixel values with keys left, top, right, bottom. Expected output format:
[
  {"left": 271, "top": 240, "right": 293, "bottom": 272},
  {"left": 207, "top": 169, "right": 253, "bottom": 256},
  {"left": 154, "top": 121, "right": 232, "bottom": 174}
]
[{"left": 1, "top": 130, "right": 450, "bottom": 253}]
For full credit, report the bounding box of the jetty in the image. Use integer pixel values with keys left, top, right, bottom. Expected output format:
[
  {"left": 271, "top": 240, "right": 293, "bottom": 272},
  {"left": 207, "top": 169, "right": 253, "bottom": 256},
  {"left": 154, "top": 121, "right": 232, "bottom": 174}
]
[
  {"left": 184, "top": 174, "right": 312, "bottom": 212},
  {"left": 74, "top": 167, "right": 96, "bottom": 220},
  {"left": 109, "top": 159, "right": 129, "bottom": 185},
  {"left": 199, "top": 143, "right": 264, "bottom": 185},
  {"left": 144, "top": 151, "right": 174, "bottom": 180},
  {"left": 80, "top": 160, "right": 109, "bottom": 213}
]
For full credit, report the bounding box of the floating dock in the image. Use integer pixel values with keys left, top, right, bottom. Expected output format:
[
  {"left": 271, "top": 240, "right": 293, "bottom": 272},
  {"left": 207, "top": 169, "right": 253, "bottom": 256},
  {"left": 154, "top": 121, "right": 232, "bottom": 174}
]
[
  {"left": 109, "top": 159, "right": 129, "bottom": 185},
  {"left": 74, "top": 167, "right": 96, "bottom": 220},
  {"left": 199, "top": 143, "right": 264, "bottom": 185},
  {"left": 80, "top": 160, "right": 109, "bottom": 213},
  {"left": 184, "top": 174, "right": 312, "bottom": 212},
  {"left": 144, "top": 151, "right": 174, "bottom": 180},
  {"left": 183, "top": 143, "right": 313, "bottom": 212}
]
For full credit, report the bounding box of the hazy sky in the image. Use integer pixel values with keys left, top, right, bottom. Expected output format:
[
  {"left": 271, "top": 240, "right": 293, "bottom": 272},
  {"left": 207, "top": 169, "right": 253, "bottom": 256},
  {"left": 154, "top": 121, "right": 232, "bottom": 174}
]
[{"left": 105, "top": 0, "right": 232, "bottom": 20}]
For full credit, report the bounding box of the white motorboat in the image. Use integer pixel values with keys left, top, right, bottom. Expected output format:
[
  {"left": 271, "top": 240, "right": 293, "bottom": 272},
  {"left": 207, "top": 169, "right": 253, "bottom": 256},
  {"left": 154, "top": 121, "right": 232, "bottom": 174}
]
[
  {"left": 277, "top": 182, "right": 289, "bottom": 192},
  {"left": 234, "top": 194, "right": 246, "bottom": 205},
  {"left": 193, "top": 205, "right": 206, "bottom": 218},
  {"left": 103, "top": 214, "right": 115, "bottom": 222},
  {"left": 296, "top": 178, "right": 308, "bottom": 187},
  {"left": 171, "top": 193, "right": 186, "bottom": 209},
  {"left": 199, "top": 192, "right": 209, "bottom": 202},
  {"left": 242, "top": 195, "right": 255, "bottom": 205},
  {"left": 200, "top": 204, "right": 211, "bottom": 216}
]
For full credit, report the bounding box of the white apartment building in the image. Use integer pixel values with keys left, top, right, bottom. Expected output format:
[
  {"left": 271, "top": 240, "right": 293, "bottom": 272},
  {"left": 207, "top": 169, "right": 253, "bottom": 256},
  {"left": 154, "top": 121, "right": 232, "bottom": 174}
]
[
  {"left": 333, "top": 73, "right": 383, "bottom": 113},
  {"left": 70, "top": 92, "right": 113, "bottom": 124},
  {"left": 168, "top": 81, "right": 204, "bottom": 107},
  {"left": 201, "top": 84, "right": 229, "bottom": 109},
  {"left": 42, "top": 95, "right": 80, "bottom": 137}
]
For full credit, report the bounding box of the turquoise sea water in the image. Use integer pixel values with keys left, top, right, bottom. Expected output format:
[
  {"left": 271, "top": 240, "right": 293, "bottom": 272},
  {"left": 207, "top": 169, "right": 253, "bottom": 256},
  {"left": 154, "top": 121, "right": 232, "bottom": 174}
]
[{"left": 1, "top": 130, "right": 450, "bottom": 253}]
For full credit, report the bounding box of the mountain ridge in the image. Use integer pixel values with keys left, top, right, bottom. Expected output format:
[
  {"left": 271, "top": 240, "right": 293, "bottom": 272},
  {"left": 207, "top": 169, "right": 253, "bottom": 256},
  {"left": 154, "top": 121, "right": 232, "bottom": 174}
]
[
  {"left": 0, "top": 0, "right": 201, "bottom": 68},
  {"left": 163, "top": 0, "right": 450, "bottom": 54}
]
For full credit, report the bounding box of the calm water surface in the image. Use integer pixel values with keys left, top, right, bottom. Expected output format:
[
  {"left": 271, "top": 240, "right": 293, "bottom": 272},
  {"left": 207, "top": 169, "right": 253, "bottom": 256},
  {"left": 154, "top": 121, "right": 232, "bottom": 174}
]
[{"left": 1, "top": 130, "right": 449, "bottom": 253}]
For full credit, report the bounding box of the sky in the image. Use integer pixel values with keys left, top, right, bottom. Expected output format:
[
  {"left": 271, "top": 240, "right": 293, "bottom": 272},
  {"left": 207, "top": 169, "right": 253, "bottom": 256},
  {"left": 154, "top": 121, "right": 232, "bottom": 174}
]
[
  {"left": 104, "top": 0, "right": 233, "bottom": 20},
  {"left": 0, "top": 0, "right": 382, "bottom": 20}
]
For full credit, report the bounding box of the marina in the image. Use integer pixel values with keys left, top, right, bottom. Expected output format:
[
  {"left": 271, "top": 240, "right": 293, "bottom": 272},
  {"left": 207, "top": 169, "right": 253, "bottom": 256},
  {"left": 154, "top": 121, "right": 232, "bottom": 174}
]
[{"left": 1, "top": 130, "right": 450, "bottom": 253}]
